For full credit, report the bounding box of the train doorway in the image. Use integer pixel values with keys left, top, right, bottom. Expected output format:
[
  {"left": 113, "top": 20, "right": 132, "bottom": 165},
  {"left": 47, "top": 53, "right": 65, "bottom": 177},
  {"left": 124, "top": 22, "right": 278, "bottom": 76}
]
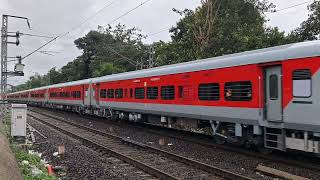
[{"left": 264, "top": 66, "right": 283, "bottom": 122}]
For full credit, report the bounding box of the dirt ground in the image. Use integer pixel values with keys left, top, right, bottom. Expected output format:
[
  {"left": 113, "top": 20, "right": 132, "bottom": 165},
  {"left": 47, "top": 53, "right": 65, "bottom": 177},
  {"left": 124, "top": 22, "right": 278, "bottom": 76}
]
[{"left": 0, "top": 132, "right": 23, "bottom": 180}]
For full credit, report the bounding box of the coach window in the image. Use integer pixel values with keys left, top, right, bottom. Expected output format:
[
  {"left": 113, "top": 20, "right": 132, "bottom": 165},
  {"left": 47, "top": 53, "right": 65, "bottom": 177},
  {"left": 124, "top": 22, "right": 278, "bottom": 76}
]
[
  {"left": 293, "top": 69, "right": 312, "bottom": 98},
  {"left": 147, "top": 87, "right": 158, "bottom": 99},
  {"left": 115, "top": 89, "right": 123, "bottom": 99},
  {"left": 225, "top": 81, "right": 252, "bottom": 101},
  {"left": 85, "top": 89, "right": 88, "bottom": 97},
  {"left": 135, "top": 87, "right": 145, "bottom": 99},
  {"left": 198, "top": 83, "right": 220, "bottom": 101},
  {"left": 161, "top": 86, "right": 175, "bottom": 100},
  {"left": 100, "top": 89, "right": 107, "bottom": 98},
  {"left": 77, "top": 91, "right": 81, "bottom": 98},
  {"left": 107, "top": 89, "right": 115, "bottom": 98},
  {"left": 269, "top": 75, "right": 278, "bottom": 100}
]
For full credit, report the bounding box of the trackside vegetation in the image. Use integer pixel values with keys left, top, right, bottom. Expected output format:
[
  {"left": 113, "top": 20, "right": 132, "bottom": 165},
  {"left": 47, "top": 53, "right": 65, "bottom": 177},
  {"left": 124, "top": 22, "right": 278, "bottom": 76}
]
[{"left": 1, "top": 112, "right": 57, "bottom": 180}]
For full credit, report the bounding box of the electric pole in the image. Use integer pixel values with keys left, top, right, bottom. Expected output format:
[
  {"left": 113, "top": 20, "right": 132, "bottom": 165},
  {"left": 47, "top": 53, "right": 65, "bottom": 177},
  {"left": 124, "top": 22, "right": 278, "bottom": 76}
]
[
  {"left": 147, "top": 45, "right": 155, "bottom": 68},
  {"left": 1, "top": 15, "right": 8, "bottom": 102},
  {"left": 1, "top": 15, "right": 30, "bottom": 102}
]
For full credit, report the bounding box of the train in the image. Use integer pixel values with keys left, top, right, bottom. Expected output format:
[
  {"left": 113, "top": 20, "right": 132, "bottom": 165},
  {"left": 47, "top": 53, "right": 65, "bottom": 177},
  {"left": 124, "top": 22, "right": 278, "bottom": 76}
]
[{"left": 8, "top": 40, "right": 320, "bottom": 155}]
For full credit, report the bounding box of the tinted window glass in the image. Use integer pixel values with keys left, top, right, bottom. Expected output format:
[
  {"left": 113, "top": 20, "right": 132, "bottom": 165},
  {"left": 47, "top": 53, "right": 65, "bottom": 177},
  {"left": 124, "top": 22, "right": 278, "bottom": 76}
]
[
  {"left": 225, "top": 81, "right": 252, "bottom": 101},
  {"left": 107, "top": 89, "right": 115, "bottom": 98},
  {"left": 115, "top": 89, "right": 123, "bottom": 99},
  {"left": 161, "top": 86, "right": 175, "bottom": 100},
  {"left": 147, "top": 87, "right": 158, "bottom": 99},
  {"left": 198, "top": 83, "right": 220, "bottom": 101},
  {"left": 269, "top": 75, "right": 278, "bottom": 100},
  {"left": 100, "top": 89, "right": 107, "bottom": 98},
  {"left": 135, "top": 88, "right": 145, "bottom": 99}
]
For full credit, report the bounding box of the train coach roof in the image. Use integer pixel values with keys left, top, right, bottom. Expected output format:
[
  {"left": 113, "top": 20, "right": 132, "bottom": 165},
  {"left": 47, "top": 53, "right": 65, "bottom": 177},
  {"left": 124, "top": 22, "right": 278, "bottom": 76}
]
[
  {"left": 92, "top": 40, "right": 320, "bottom": 83},
  {"left": 8, "top": 78, "right": 93, "bottom": 95},
  {"left": 9, "top": 40, "right": 320, "bottom": 95}
]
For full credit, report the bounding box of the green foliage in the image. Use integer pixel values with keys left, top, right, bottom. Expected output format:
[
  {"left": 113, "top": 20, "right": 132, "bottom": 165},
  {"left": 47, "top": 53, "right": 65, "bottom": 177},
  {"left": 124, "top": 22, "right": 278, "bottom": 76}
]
[
  {"left": 1, "top": 111, "right": 56, "bottom": 180},
  {"left": 155, "top": 0, "right": 291, "bottom": 65},
  {"left": 288, "top": 0, "right": 320, "bottom": 41},
  {"left": 14, "top": 24, "right": 148, "bottom": 91},
  {"left": 11, "top": 145, "right": 57, "bottom": 180}
]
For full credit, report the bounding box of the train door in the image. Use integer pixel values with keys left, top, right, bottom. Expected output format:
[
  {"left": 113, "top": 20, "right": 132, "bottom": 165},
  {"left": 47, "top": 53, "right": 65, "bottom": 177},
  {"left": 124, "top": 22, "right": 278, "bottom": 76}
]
[
  {"left": 95, "top": 83, "right": 100, "bottom": 106},
  {"left": 84, "top": 84, "right": 91, "bottom": 107},
  {"left": 264, "top": 66, "right": 283, "bottom": 122}
]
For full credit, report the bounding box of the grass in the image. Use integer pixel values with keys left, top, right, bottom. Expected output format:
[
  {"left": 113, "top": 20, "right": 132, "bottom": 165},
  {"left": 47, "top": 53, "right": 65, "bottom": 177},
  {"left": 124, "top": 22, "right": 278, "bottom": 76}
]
[{"left": 1, "top": 110, "right": 57, "bottom": 180}]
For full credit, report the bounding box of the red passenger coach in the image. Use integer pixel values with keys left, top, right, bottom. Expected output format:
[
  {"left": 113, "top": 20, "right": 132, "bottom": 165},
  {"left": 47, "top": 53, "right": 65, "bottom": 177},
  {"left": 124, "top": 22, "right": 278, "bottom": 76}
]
[
  {"left": 95, "top": 63, "right": 261, "bottom": 108},
  {"left": 8, "top": 40, "right": 320, "bottom": 155}
]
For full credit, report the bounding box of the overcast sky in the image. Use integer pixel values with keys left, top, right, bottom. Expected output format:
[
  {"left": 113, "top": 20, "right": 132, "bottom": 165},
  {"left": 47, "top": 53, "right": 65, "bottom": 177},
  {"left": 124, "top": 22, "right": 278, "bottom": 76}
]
[{"left": 0, "top": 0, "right": 311, "bottom": 86}]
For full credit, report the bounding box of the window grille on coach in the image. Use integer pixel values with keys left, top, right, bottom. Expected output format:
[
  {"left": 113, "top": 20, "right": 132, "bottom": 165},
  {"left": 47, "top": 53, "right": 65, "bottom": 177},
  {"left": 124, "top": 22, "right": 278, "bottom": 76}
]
[
  {"left": 293, "top": 69, "right": 312, "bottom": 98},
  {"left": 107, "top": 89, "right": 115, "bottom": 98},
  {"left": 76, "top": 91, "right": 81, "bottom": 98},
  {"left": 135, "top": 87, "right": 145, "bottom": 99},
  {"left": 50, "top": 92, "right": 57, "bottom": 97},
  {"left": 161, "top": 86, "right": 175, "bottom": 100},
  {"left": 224, "top": 81, "right": 252, "bottom": 101},
  {"left": 100, "top": 89, "right": 107, "bottom": 98},
  {"left": 115, "top": 89, "right": 123, "bottom": 99},
  {"left": 198, "top": 83, "right": 220, "bottom": 101},
  {"left": 147, "top": 87, "right": 158, "bottom": 99}
]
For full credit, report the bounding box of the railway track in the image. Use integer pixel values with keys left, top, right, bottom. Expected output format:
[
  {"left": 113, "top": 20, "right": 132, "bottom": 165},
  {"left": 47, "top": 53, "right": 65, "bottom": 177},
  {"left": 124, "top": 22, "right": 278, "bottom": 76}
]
[
  {"left": 28, "top": 110, "right": 252, "bottom": 180},
  {"left": 136, "top": 123, "right": 320, "bottom": 172},
  {"left": 31, "top": 107, "right": 320, "bottom": 173}
]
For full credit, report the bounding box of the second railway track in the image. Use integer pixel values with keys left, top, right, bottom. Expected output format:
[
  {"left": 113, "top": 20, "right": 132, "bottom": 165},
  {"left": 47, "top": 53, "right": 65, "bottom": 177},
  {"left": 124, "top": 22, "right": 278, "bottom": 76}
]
[{"left": 28, "top": 110, "right": 252, "bottom": 180}]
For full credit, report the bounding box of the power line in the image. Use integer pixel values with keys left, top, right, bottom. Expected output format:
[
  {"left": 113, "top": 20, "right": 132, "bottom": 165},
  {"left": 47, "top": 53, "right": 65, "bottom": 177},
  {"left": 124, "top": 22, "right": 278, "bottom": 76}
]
[
  {"left": 107, "top": 0, "right": 153, "bottom": 25},
  {"left": 103, "top": 44, "right": 138, "bottom": 67},
  {"left": 7, "top": 31, "right": 54, "bottom": 38},
  {"left": 147, "top": 26, "right": 172, "bottom": 37},
  {"left": 266, "top": 0, "right": 312, "bottom": 15},
  {"left": 21, "top": 36, "right": 59, "bottom": 60},
  {"left": 60, "top": 0, "right": 117, "bottom": 38},
  {"left": 20, "top": 0, "right": 117, "bottom": 61},
  {"left": 20, "top": 33, "right": 54, "bottom": 39}
]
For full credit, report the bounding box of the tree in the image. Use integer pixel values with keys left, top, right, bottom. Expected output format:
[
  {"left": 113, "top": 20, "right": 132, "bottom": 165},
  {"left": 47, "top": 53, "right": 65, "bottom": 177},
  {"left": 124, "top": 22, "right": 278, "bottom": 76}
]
[
  {"left": 74, "top": 24, "right": 149, "bottom": 79},
  {"left": 288, "top": 0, "right": 320, "bottom": 41},
  {"left": 154, "top": 0, "right": 289, "bottom": 65}
]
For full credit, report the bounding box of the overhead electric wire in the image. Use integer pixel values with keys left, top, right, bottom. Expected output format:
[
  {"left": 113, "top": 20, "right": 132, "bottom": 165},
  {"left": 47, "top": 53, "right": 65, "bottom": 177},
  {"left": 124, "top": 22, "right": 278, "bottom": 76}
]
[
  {"left": 60, "top": 0, "right": 117, "bottom": 38},
  {"left": 107, "top": 0, "right": 152, "bottom": 25},
  {"left": 20, "top": 0, "right": 117, "bottom": 61},
  {"left": 21, "top": 36, "right": 59, "bottom": 60},
  {"left": 103, "top": 44, "right": 137, "bottom": 66},
  {"left": 147, "top": 26, "right": 172, "bottom": 37},
  {"left": 7, "top": 31, "right": 54, "bottom": 38},
  {"left": 21, "top": 0, "right": 152, "bottom": 63},
  {"left": 266, "top": 0, "right": 312, "bottom": 15},
  {"left": 21, "top": 33, "right": 54, "bottom": 39}
]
